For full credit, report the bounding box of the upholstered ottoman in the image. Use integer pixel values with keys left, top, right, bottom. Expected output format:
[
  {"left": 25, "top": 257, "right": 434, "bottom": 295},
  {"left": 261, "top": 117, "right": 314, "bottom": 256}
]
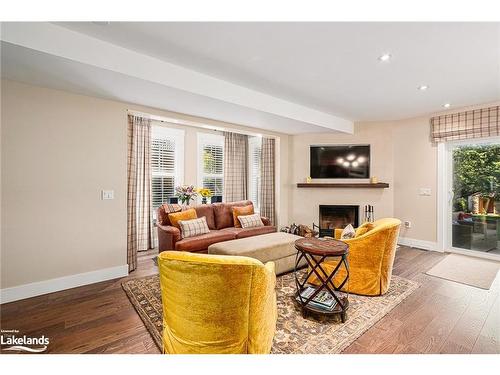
[{"left": 208, "top": 232, "right": 306, "bottom": 275}]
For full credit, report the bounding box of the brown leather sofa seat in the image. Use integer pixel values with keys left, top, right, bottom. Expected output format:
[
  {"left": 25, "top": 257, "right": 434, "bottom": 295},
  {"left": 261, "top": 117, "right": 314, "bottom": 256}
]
[
  {"left": 175, "top": 231, "right": 236, "bottom": 252},
  {"left": 157, "top": 200, "right": 276, "bottom": 253}
]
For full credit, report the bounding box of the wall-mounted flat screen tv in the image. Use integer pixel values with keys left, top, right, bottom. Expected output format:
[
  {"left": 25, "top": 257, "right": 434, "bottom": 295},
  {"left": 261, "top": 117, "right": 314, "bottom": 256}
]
[{"left": 310, "top": 145, "right": 370, "bottom": 179}]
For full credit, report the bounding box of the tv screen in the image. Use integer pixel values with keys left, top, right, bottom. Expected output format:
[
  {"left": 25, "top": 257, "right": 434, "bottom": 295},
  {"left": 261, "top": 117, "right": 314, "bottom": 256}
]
[{"left": 310, "top": 145, "right": 370, "bottom": 179}]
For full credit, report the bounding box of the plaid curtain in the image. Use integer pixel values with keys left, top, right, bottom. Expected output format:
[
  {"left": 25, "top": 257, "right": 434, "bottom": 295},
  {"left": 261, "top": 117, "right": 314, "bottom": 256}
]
[
  {"left": 430, "top": 105, "right": 499, "bottom": 142},
  {"left": 223, "top": 132, "right": 248, "bottom": 202},
  {"left": 127, "top": 115, "right": 154, "bottom": 272},
  {"left": 260, "top": 137, "right": 276, "bottom": 225}
]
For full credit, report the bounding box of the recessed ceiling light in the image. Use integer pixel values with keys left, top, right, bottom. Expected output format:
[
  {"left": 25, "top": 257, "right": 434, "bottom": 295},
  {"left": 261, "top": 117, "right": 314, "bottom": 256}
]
[
  {"left": 443, "top": 103, "right": 451, "bottom": 108},
  {"left": 378, "top": 53, "right": 391, "bottom": 62},
  {"left": 418, "top": 85, "right": 429, "bottom": 91}
]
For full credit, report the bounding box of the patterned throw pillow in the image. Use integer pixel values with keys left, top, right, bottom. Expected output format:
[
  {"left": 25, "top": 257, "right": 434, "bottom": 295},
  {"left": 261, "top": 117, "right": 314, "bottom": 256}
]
[
  {"left": 238, "top": 213, "right": 264, "bottom": 229},
  {"left": 232, "top": 204, "right": 254, "bottom": 228},
  {"left": 178, "top": 216, "right": 210, "bottom": 239},
  {"left": 340, "top": 224, "right": 356, "bottom": 240},
  {"left": 168, "top": 208, "right": 197, "bottom": 229}
]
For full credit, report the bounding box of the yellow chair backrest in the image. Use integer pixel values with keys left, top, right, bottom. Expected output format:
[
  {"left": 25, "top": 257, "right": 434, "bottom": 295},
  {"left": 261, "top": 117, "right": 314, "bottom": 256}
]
[{"left": 158, "top": 251, "right": 277, "bottom": 354}]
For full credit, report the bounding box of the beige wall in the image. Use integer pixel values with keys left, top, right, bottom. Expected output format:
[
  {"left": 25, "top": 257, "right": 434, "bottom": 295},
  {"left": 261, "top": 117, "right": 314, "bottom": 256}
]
[
  {"left": 392, "top": 116, "right": 437, "bottom": 242},
  {"left": 1, "top": 80, "right": 128, "bottom": 288},
  {"left": 1, "top": 79, "right": 290, "bottom": 289},
  {"left": 289, "top": 122, "right": 395, "bottom": 227}
]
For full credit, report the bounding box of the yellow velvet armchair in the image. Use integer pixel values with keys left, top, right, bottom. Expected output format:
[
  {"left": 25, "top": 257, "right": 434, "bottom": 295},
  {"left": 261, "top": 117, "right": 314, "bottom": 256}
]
[
  {"left": 309, "top": 218, "right": 401, "bottom": 296},
  {"left": 157, "top": 251, "right": 277, "bottom": 354}
]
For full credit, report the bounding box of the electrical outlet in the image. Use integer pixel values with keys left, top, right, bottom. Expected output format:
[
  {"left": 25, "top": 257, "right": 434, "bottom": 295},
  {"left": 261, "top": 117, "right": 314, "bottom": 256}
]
[
  {"left": 404, "top": 221, "right": 411, "bottom": 229},
  {"left": 101, "top": 190, "right": 114, "bottom": 200}
]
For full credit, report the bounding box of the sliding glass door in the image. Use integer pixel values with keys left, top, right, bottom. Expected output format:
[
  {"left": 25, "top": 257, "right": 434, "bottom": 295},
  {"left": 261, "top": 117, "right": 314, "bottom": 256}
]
[{"left": 448, "top": 138, "right": 500, "bottom": 258}]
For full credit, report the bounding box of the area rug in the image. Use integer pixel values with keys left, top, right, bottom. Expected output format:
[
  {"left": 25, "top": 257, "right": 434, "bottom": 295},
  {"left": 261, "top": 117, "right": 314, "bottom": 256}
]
[
  {"left": 122, "top": 272, "right": 419, "bottom": 354},
  {"left": 426, "top": 253, "right": 500, "bottom": 290}
]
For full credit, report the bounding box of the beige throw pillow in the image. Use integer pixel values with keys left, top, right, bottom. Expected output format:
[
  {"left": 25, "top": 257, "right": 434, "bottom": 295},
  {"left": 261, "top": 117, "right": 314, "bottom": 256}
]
[
  {"left": 178, "top": 216, "right": 210, "bottom": 239},
  {"left": 238, "top": 214, "right": 264, "bottom": 229},
  {"left": 340, "top": 224, "right": 356, "bottom": 240}
]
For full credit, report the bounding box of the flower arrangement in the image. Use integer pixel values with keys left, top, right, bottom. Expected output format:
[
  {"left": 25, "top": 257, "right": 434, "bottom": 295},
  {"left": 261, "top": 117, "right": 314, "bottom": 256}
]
[
  {"left": 197, "top": 188, "right": 213, "bottom": 204},
  {"left": 175, "top": 185, "right": 198, "bottom": 206}
]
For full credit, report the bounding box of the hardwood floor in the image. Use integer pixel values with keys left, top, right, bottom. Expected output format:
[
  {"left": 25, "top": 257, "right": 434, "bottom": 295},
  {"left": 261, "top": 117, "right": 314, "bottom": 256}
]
[{"left": 1, "top": 246, "right": 499, "bottom": 354}]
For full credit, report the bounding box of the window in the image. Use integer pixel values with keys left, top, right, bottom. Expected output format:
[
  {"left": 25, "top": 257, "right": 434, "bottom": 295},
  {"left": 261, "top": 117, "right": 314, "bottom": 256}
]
[
  {"left": 151, "top": 125, "right": 184, "bottom": 210},
  {"left": 248, "top": 136, "right": 262, "bottom": 212},
  {"left": 197, "top": 133, "right": 224, "bottom": 202}
]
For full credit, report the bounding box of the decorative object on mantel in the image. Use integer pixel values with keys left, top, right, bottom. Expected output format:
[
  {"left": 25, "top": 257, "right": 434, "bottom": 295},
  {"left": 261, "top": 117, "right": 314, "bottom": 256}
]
[
  {"left": 370, "top": 176, "right": 378, "bottom": 184},
  {"left": 197, "top": 188, "right": 213, "bottom": 204},
  {"left": 306, "top": 176, "right": 312, "bottom": 184},
  {"left": 175, "top": 185, "right": 198, "bottom": 206},
  {"left": 296, "top": 182, "right": 389, "bottom": 188},
  {"left": 363, "top": 205, "right": 374, "bottom": 223}
]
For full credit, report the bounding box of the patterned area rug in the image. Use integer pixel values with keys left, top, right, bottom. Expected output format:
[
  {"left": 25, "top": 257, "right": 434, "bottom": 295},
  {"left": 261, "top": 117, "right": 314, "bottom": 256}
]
[{"left": 122, "top": 272, "right": 419, "bottom": 354}]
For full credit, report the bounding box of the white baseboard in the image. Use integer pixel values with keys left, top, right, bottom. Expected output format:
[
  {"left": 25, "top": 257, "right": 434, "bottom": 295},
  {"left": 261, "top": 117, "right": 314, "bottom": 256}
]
[
  {"left": 398, "top": 236, "right": 439, "bottom": 251},
  {"left": 0, "top": 265, "right": 129, "bottom": 304}
]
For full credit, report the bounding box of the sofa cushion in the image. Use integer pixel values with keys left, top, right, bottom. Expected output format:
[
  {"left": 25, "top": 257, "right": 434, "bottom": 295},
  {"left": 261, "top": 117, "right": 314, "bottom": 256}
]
[
  {"left": 213, "top": 200, "right": 253, "bottom": 229},
  {"left": 236, "top": 226, "right": 277, "bottom": 239},
  {"left": 232, "top": 204, "right": 254, "bottom": 228},
  {"left": 168, "top": 208, "right": 197, "bottom": 229},
  {"left": 194, "top": 205, "right": 216, "bottom": 230},
  {"left": 175, "top": 230, "right": 237, "bottom": 252}
]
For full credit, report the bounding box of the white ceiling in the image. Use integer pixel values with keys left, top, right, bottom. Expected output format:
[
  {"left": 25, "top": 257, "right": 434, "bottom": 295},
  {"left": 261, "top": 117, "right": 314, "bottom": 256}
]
[{"left": 57, "top": 22, "right": 500, "bottom": 121}]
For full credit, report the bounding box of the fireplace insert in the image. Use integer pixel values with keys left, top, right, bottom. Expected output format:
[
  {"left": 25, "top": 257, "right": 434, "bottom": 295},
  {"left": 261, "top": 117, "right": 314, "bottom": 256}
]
[{"left": 318, "top": 205, "right": 359, "bottom": 237}]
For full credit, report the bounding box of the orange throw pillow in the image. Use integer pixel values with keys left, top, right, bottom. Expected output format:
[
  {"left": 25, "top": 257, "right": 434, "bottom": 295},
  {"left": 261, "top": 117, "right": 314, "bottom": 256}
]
[
  {"left": 168, "top": 208, "right": 197, "bottom": 229},
  {"left": 232, "top": 205, "right": 254, "bottom": 228}
]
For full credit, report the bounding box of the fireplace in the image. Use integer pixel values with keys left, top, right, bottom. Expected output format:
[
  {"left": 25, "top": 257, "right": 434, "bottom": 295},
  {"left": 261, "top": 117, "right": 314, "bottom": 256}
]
[{"left": 318, "top": 205, "right": 359, "bottom": 237}]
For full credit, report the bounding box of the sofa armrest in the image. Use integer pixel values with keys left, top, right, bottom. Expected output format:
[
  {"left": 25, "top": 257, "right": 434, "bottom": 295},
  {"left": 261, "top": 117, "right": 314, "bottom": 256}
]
[
  {"left": 261, "top": 216, "right": 271, "bottom": 226},
  {"left": 157, "top": 224, "right": 181, "bottom": 252}
]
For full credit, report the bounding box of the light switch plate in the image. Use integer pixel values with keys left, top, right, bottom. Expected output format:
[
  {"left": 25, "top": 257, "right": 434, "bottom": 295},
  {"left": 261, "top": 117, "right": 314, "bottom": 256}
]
[
  {"left": 101, "top": 190, "right": 114, "bottom": 200},
  {"left": 419, "top": 188, "right": 431, "bottom": 196}
]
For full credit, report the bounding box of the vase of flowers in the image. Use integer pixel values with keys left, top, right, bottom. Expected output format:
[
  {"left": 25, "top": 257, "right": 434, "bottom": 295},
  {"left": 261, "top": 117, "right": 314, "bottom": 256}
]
[
  {"left": 175, "top": 185, "right": 198, "bottom": 206},
  {"left": 197, "top": 188, "right": 213, "bottom": 204}
]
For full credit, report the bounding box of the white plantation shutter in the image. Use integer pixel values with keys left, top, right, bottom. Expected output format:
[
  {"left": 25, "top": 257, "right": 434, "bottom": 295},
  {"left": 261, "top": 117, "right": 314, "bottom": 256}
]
[
  {"left": 151, "top": 125, "right": 184, "bottom": 210},
  {"left": 248, "top": 136, "right": 262, "bottom": 211},
  {"left": 198, "top": 133, "right": 224, "bottom": 201}
]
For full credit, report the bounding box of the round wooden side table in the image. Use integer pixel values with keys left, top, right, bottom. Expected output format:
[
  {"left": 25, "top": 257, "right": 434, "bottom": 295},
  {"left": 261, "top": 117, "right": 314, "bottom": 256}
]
[{"left": 294, "top": 237, "right": 350, "bottom": 322}]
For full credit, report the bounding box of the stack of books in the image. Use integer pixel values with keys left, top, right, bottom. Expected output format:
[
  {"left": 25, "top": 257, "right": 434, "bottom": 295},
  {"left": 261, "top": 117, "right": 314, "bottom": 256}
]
[{"left": 296, "top": 286, "right": 338, "bottom": 311}]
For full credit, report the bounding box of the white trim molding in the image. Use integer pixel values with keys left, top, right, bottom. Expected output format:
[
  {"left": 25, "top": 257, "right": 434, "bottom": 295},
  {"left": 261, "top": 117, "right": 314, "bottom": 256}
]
[
  {"left": 0, "top": 265, "right": 129, "bottom": 304},
  {"left": 398, "top": 236, "right": 439, "bottom": 251}
]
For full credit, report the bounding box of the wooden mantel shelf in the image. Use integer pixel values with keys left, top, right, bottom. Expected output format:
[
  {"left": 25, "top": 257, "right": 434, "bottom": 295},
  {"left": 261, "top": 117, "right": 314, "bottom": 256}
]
[{"left": 296, "top": 182, "right": 389, "bottom": 189}]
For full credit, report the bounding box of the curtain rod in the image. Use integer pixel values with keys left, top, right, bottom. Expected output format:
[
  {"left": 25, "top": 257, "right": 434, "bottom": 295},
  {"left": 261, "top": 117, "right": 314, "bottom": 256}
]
[{"left": 127, "top": 109, "right": 277, "bottom": 139}]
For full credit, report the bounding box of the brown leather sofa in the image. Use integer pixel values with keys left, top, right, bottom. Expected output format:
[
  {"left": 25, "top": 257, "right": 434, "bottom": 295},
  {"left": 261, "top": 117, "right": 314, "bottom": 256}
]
[{"left": 157, "top": 200, "right": 277, "bottom": 253}]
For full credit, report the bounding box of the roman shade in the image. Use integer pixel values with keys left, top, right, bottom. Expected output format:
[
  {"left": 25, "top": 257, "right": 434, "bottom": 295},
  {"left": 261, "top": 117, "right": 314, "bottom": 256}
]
[{"left": 430, "top": 105, "right": 499, "bottom": 142}]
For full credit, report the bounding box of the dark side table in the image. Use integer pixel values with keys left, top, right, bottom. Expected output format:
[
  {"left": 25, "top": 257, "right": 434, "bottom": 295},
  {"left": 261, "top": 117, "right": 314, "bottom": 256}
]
[{"left": 294, "top": 237, "right": 350, "bottom": 322}]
